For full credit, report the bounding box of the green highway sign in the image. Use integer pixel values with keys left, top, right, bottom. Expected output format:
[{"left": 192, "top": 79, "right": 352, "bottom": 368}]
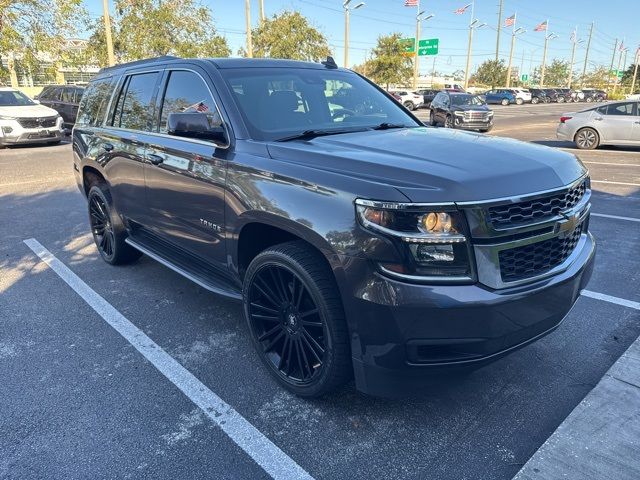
[
  {"left": 610, "top": 69, "right": 623, "bottom": 79},
  {"left": 418, "top": 38, "right": 439, "bottom": 56},
  {"left": 400, "top": 37, "right": 415, "bottom": 54},
  {"left": 521, "top": 74, "right": 529, "bottom": 81}
]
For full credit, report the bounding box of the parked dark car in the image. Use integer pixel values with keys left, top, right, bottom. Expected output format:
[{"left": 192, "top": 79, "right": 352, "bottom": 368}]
[
  {"left": 415, "top": 88, "right": 440, "bottom": 108},
  {"left": 429, "top": 91, "right": 493, "bottom": 132},
  {"left": 73, "top": 56, "right": 595, "bottom": 398},
  {"left": 529, "top": 88, "right": 550, "bottom": 104},
  {"left": 36, "top": 84, "right": 85, "bottom": 129},
  {"left": 542, "top": 88, "right": 563, "bottom": 102},
  {"left": 555, "top": 88, "right": 577, "bottom": 103},
  {"left": 483, "top": 89, "right": 516, "bottom": 105},
  {"left": 581, "top": 89, "right": 607, "bottom": 103}
]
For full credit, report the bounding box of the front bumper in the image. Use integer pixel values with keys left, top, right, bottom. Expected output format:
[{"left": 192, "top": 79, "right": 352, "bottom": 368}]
[
  {"left": 340, "top": 232, "right": 596, "bottom": 396},
  {"left": 453, "top": 115, "right": 493, "bottom": 130},
  {"left": 0, "top": 118, "right": 64, "bottom": 145}
]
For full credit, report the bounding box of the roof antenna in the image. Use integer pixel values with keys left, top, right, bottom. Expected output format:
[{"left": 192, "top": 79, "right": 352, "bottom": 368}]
[{"left": 321, "top": 56, "right": 338, "bottom": 69}]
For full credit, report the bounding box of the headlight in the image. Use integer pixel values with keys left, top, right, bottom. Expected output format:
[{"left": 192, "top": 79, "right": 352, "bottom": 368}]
[
  {"left": 355, "top": 199, "right": 473, "bottom": 280},
  {"left": 487, "top": 111, "right": 494, "bottom": 116},
  {"left": 454, "top": 111, "right": 464, "bottom": 116},
  {"left": 0, "top": 115, "right": 17, "bottom": 121}
]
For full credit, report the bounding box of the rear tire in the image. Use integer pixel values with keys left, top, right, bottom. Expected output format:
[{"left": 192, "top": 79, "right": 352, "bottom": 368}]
[
  {"left": 558, "top": 96, "right": 565, "bottom": 103},
  {"left": 243, "top": 241, "right": 352, "bottom": 398},
  {"left": 574, "top": 127, "right": 599, "bottom": 150},
  {"left": 515, "top": 98, "right": 524, "bottom": 105},
  {"left": 403, "top": 101, "right": 415, "bottom": 111},
  {"left": 429, "top": 110, "right": 436, "bottom": 126},
  {"left": 87, "top": 184, "right": 142, "bottom": 265},
  {"left": 501, "top": 98, "right": 509, "bottom": 106},
  {"left": 531, "top": 97, "right": 539, "bottom": 104}
]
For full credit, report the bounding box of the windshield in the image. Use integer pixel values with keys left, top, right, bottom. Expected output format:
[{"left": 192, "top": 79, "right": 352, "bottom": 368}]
[
  {"left": 0, "top": 90, "right": 36, "bottom": 107},
  {"left": 451, "top": 94, "right": 485, "bottom": 106},
  {"left": 219, "top": 67, "right": 420, "bottom": 141}
]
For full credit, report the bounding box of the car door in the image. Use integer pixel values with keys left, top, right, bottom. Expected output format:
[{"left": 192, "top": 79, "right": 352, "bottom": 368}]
[
  {"left": 103, "top": 70, "right": 162, "bottom": 224},
  {"left": 632, "top": 103, "right": 640, "bottom": 144},
  {"left": 597, "top": 102, "right": 636, "bottom": 143},
  {"left": 432, "top": 93, "right": 444, "bottom": 122},
  {"left": 59, "top": 86, "right": 74, "bottom": 125},
  {"left": 143, "top": 67, "right": 229, "bottom": 268},
  {"left": 41, "top": 86, "right": 62, "bottom": 114}
]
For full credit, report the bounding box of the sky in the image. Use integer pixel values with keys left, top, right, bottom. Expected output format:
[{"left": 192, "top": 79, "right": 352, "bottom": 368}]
[{"left": 83, "top": 0, "right": 640, "bottom": 77}]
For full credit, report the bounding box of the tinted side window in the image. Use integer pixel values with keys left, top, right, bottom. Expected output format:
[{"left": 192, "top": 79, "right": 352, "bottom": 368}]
[
  {"left": 112, "top": 72, "right": 159, "bottom": 131},
  {"left": 61, "top": 87, "right": 75, "bottom": 103},
  {"left": 158, "top": 70, "right": 217, "bottom": 133},
  {"left": 606, "top": 103, "right": 635, "bottom": 116},
  {"left": 76, "top": 78, "right": 116, "bottom": 127}
]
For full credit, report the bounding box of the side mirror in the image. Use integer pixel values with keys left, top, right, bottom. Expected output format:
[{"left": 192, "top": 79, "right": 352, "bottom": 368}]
[
  {"left": 167, "top": 111, "right": 227, "bottom": 145},
  {"left": 33, "top": 99, "right": 41, "bottom": 104}
]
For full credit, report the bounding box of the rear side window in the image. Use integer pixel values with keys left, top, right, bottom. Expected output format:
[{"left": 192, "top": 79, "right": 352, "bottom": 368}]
[
  {"left": 76, "top": 78, "right": 116, "bottom": 127},
  {"left": 61, "top": 87, "right": 75, "bottom": 103},
  {"left": 606, "top": 103, "right": 635, "bottom": 116},
  {"left": 158, "top": 70, "right": 217, "bottom": 133},
  {"left": 111, "top": 72, "right": 159, "bottom": 131}
]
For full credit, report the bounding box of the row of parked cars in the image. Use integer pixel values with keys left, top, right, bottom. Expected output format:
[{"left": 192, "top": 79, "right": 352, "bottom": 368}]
[{"left": 410, "top": 87, "right": 609, "bottom": 108}]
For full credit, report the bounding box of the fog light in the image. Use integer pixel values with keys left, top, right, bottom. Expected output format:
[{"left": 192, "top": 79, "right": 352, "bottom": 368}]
[
  {"left": 2, "top": 126, "right": 13, "bottom": 134},
  {"left": 410, "top": 244, "right": 455, "bottom": 263}
]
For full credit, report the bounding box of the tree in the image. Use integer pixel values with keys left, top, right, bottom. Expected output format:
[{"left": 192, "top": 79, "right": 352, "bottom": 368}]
[
  {"left": 0, "top": 0, "right": 89, "bottom": 73},
  {"left": 578, "top": 66, "right": 612, "bottom": 89},
  {"left": 451, "top": 69, "right": 465, "bottom": 81},
  {"left": 85, "top": 0, "right": 230, "bottom": 66},
  {"left": 246, "top": 11, "right": 330, "bottom": 61},
  {"left": 533, "top": 59, "right": 570, "bottom": 86},
  {"left": 469, "top": 60, "right": 507, "bottom": 88},
  {"left": 367, "top": 33, "right": 412, "bottom": 89}
]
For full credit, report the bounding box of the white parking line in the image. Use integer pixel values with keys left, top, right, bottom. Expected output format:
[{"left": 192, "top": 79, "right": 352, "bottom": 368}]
[
  {"left": 23, "top": 238, "right": 314, "bottom": 480},
  {"left": 591, "top": 213, "right": 640, "bottom": 223},
  {"left": 581, "top": 290, "right": 640, "bottom": 310},
  {"left": 583, "top": 161, "right": 640, "bottom": 167},
  {"left": 591, "top": 180, "right": 640, "bottom": 187}
]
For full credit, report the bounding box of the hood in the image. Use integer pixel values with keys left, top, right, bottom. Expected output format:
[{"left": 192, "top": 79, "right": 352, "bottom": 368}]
[
  {"left": 0, "top": 103, "right": 59, "bottom": 118},
  {"left": 266, "top": 127, "right": 587, "bottom": 203},
  {"left": 451, "top": 104, "right": 490, "bottom": 112}
]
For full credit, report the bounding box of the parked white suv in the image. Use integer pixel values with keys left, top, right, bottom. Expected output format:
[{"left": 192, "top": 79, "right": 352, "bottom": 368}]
[
  {"left": 0, "top": 87, "right": 64, "bottom": 146},
  {"left": 389, "top": 90, "right": 424, "bottom": 111},
  {"left": 510, "top": 88, "right": 532, "bottom": 104}
]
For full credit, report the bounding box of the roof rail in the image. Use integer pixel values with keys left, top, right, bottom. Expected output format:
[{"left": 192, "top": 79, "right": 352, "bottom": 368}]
[{"left": 97, "top": 55, "right": 180, "bottom": 75}]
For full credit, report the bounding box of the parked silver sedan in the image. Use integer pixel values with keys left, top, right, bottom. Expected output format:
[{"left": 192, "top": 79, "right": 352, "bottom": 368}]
[{"left": 556, "top": 101, "right": 640, "bottom": 149}]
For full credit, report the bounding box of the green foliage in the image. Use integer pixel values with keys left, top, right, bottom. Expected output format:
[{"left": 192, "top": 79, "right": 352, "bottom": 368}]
[
  {"left": 246, "top": 11, "right": 330, "bottom": 61},
  {"left": 367, "top": 33, "right": 413, "bottom": 89},
  {"left": 0, "top": 0, "right": 89, "bottom": 71},
  {"left": 469, "top": 60, "right": 507, "bottom": 88},
  {"left": 578, "top": 66, "right": 612, "bottom": 89},
  {"left": 532, "top": 59, "right": 570, "bottom": 86},
  {"left": 86, "top": 0, "right": 231, "bottom": 66}
]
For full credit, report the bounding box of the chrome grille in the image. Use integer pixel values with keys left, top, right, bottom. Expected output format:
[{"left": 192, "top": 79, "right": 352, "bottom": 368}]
[
  {"left": 17, "top": 116, "right": 58, "bottom": 129},
  {"left": 498, "top": 222, "right": 584, "bottom": 282},
  {"left": 463, "top": 111, "right": 489, "bottom": 120},
  {"left": 487, "top": 180, "right": 587, "bottom": 229}
]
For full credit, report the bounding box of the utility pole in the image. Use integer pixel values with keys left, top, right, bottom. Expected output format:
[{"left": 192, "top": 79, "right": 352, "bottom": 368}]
[
  {"left": 413, "top": 9, "right": 435, "bottom": 89},
  {"left": 343, "top": 1, "right": 365, "bottom": 69},
  {"left": 613, "top": 45, "right": 625, "bottom": 93},
  {"left": 495, "top": 0, "right": 503, "bottom": 61},
  {"left": 505, "top": 15, "right": 524, "bottom": 87},
  {"left": 432, "top": 56, "right": 437, "bottom": 86},
  {"left": 102, "top": 0, "right": 115, "bottom": 66},
  {"left": 631, "top": 48, "right": 639, "bottom": 94},
  {"left": 258, "top": 0, "right": 265, "bottom": 24},
  {"left": 580, "top": 22, "right": 594, "bottom": 87},
  {"left": 245, "top": 0, "right": 253, "bottom": 58},
  {"left": 540, "top": 28, "right": 557, "bottom": 88},
  {"left": 609, "top": 38, "right": 619, "bottom": 87}
]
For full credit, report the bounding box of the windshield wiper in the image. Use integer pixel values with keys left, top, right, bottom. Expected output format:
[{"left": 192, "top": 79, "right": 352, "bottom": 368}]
[
  {"left": 275, "top": 127, "right": 368, "bottom": 142},
  {"left": 370, "top": 123, "right": 412, "bottom": 130}
]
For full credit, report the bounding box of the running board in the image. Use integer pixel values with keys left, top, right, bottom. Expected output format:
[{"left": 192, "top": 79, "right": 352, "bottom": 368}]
[{"left": 125, "top": 237, "right": 242, "bottom": 301}]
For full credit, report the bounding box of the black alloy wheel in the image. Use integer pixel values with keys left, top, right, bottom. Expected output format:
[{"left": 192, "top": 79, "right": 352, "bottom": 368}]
[
  {"left": 89, "top": 192, "right": 116, "bottom": 261},
  {"left": 87, "top": 184, "right": 141, "bottom": 265},
  {"left": 532, "top": 97, "right": 539, "bottom": 104},
  {"left": 244, "top": 241, "right": 351, "bottom": 397},
  {"left": 445, "top": 115, "right": 454, "bottom": 128},
  {"left": 429, "top": 110, "right": 436, "bottom": 126}
]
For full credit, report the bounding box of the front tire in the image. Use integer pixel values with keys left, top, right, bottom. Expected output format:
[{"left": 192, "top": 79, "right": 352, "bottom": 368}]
[
  {"left": 531, "top": 97, "right": 540, "bottom": 104},
  {"left": 429, "top": 110, "right": 436, "bottom": 126},
  {"left": 87, "top": 184, "right": 142, "bottom": 265},
  {"left": 501, "top": 98, "right": 509, "bottom": 106},
  {"left": 515, "top": 98, "right": 524, "bottom": 105},
  {"left": 574, "top": 127, "right": 600, "bottom": 150},
  {"left": 403, "top": 101, "right": 415, "bottom": 111},
  {"left": 445, "top": 115, "right": 454, "bottom": 128},
  {"left": 243, "top": 241, "right": 351, "bottom": 398}
]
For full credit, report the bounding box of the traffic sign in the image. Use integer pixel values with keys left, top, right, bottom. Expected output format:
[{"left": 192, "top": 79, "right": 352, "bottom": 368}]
[
  {"left": 418, "top": 38, "right": 439, "bottom": 56},
  {"left": 521, "top": 74, "right": 529, "bottom": 81},
  {"left": 400, "top": 37, "right": 415, "bottom": 54},
  {"left": 610, "top": 69, "right": 623, "bottom": 79}
]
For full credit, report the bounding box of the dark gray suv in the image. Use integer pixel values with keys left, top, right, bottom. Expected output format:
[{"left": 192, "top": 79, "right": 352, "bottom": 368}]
[{"left": 72, "top": 56, "right": 595, "bottom": 397}]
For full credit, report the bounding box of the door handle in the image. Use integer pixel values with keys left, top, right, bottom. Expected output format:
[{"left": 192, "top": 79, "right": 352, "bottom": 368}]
[
  {"left": 594, "top": 117, "right": 603, "bottom": 121},
  {"left": 146, "top": 153, "right": 164, "bottom": 165},
  {"left": 635, "top": 121, "right": 640, "bottom": 124},
  {"left": 102, "top": 143, "right": 114, "bottom": 151}
]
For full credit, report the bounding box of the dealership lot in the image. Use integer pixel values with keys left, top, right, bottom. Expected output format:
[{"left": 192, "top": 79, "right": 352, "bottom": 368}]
[{"left": 1, "top": 110, "right": 639, "bottom": 480}]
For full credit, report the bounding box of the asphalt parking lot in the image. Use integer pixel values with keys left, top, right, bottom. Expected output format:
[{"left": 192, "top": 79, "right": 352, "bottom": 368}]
[{"left": 1, "top": 106, "right": 639, "bottom": 480}]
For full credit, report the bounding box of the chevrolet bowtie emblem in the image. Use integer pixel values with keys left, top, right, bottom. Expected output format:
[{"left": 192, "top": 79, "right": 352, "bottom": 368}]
[{"left": 556, "top": 211, "right": 579, "bottom": 238}]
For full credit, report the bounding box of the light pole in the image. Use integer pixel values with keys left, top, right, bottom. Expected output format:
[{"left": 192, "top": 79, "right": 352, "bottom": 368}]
[
  {"left": 463, "top": 2, "right": 487, "bottom": 90},
  {"left": 343, "top": 0, "right": 365, "bottom": 68},
  {"left": 506, "top": 27, "right": 525, "bottom": 87},
  {"left": 245, "top": 0, "right": 253, "bottom": 58},
  {"left": 613, "top": 47, "right": 627, "bottom": 93},
  {"left": 540, "top": 32, "right": 558, "bottom": 87},
  {"left": 413, "top": 12, "right": 435, "bottom": 89},
  {"left": 631, "top": 48, "right": 639, "bottom": 94},
  {"left": 568, "top": 33, "right": 585, "bottom": 88}
]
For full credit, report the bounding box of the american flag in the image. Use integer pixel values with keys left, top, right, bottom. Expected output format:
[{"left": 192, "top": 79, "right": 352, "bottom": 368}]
[
  {"left": 404, "top": 0, "right": 418, "bottom": 6},
  {"left": 619, "top": 42, "right": 625, "bottom": 51},
  {"left": 504, "top": 14, "right": 515, "bottom": 27},
  {"left": 534, "top": 20, "right": 548, "bottom": 32},
  {"left": 454, "top": 3, "right": 472, "bottom": 14},
  {"left": 570, "top": 30, "right": 576, "bottom": 42},
  {"left": 184, "top": 101, "right": 209, "bottom": 113}
]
